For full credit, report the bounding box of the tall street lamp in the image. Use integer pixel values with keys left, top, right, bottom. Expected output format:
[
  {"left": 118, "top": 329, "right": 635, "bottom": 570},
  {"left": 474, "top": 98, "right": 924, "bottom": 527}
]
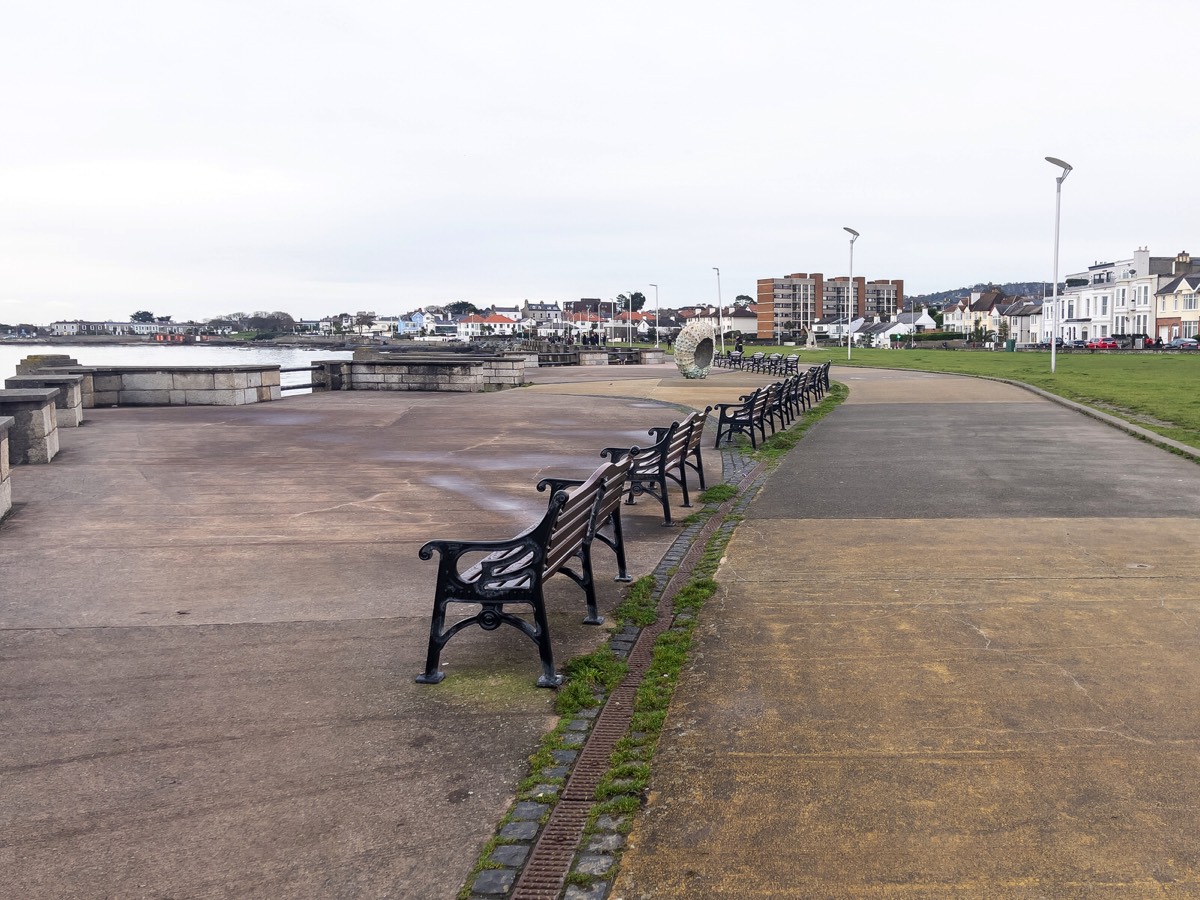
[
  {"left": 713, "top": 267, "right": 725, "bottom": 354},
  {"left": 1046, "top": 156, "right": 1072, "bottom": 374},
  {"left": 649, "top": 283, "right": 660, "bottom": 347},
  {"left": 844, "top": 227, "right": 859, "bottom": 360}
]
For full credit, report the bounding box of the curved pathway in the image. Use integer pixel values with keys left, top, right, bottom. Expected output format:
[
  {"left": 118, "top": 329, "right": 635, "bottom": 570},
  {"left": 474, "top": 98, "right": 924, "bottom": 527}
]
[{"left": 614, "top": 366, "right": 1200, "bottom": 898}]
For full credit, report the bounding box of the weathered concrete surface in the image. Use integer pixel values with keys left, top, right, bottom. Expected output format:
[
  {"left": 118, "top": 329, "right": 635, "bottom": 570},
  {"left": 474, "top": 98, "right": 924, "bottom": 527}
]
[
  {"left": 614, "top": 366, "right": 1200, "bottom": 898},
  {"left": 0, "top": 365, "right": 746, "bottom": 900}
]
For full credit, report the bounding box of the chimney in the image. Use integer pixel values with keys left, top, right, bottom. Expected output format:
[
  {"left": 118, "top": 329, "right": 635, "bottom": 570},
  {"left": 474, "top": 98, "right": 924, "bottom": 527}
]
[{"left": 1175, "top": 251, "right": 1194, "bottom": 276}]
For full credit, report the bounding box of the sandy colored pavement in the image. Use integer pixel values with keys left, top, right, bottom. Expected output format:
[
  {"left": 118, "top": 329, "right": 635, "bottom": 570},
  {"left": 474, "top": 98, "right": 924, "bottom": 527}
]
[
  {"left": 613, "top": 366, "right": 1200, "bottom": 899},
  {"left": 0, "top": 362, "right": 766, "bottom": 900}
]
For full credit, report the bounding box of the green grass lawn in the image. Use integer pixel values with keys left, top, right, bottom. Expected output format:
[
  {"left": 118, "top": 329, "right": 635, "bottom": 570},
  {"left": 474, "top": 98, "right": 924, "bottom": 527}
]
[{"left": 709, "top": 345, "right": 1200, "bottom": 451}]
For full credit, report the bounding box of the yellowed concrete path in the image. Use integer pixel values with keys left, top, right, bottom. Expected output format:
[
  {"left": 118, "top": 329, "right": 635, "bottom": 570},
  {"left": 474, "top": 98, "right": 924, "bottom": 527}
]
[{"left": 614, "top": 367, "right": 1200, "bottom": 899}]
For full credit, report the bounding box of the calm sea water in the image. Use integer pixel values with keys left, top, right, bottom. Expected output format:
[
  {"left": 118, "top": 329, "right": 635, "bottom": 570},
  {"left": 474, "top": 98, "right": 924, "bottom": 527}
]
[{"left": 0, "top": 343, "right": 354, "bottom": 393}]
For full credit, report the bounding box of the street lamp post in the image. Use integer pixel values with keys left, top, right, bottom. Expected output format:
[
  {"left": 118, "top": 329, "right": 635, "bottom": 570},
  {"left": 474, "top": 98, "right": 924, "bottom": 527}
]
[
  {"left": 713, "top": 267, "right": 724, "bottom": 354},
  {"left": 649, "top": 283, "right": 660, "bottom": 347},
  {"left": 1046, "top": 156, "right": 1072, "bottom": 374},
  {"left": 844, "top": 227, "right": 859, "bottom": 360}
]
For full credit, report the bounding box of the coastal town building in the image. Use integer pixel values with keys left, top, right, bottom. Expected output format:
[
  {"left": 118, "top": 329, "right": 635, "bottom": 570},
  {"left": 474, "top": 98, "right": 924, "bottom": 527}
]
[
  {"left": 755, "top": 272, "right": 904, "bottom": 342},
  {"left": 521, "top": 301, "right": 562, "bottom": 326},
  {"left": 50, "top": 320, "right": 197, "bottom": 337},
  {"left": 1156, "top": 270, "right": 1200, "bottom": 340},
  {"left": 456, "top": 312, "right": 518, "bottom": 339},
  {"left": 1056, "top": 249, "right": 1196, "bottom": 344}
]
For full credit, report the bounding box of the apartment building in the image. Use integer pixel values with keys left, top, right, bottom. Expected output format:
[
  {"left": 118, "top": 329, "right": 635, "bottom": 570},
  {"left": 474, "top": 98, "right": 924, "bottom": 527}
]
[{"left": 756, "top": 272, "right": 903, "bottom": 341}]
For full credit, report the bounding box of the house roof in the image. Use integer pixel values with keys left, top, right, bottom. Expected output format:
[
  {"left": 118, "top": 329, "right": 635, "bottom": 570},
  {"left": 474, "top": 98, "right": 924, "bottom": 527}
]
[
  {"left": 461, "top": 313, "right": 517, "bottom": 324},
  {"left": 1157, "top": 275, "right": 1200, "bottom": 295}
]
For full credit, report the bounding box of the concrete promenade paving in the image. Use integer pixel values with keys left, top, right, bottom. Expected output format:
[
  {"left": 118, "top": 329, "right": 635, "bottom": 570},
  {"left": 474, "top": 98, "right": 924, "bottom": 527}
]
[
  {"left": 10, "top": 359, "right": 1200, "bottom": 899},
  {"left": 0, "top": 361, "right": 762, "bottom": 900},
  {"left": 614, "top": 367, "right": 1200, "bottom": 899}
]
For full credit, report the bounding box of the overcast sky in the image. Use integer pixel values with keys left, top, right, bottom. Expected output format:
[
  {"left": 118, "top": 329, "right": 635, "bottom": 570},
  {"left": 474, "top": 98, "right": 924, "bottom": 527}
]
[{"left": 3, "top": 0, "right": 1196, "bottom": 325}]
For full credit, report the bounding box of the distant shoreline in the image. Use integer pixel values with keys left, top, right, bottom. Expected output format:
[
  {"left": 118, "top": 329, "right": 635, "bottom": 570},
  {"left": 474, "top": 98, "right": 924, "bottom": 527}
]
[{"left": 5, "top": 335, "right": 371, "bottom": 350}]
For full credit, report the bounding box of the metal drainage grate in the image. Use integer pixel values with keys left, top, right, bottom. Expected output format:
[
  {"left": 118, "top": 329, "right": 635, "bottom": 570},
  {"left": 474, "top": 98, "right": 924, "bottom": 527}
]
[{"left": 510, "top": 459, "right": 768, "bottom": 899}]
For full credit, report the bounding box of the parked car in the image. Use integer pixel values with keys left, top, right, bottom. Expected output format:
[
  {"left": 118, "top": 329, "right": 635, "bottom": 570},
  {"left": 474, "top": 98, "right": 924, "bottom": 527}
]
[
  {"left": 1165, "top": 337, "right": 1199, "bottom": 350},
  {"left": 1085, "top": 337, "right": 1118, "bottom": 350},
  {"left": 1111, "top": 333, "right": 1155, "bottom": 349},
  {"left": 1069, "top": 340, "right": 1088, "bottom": 350}
]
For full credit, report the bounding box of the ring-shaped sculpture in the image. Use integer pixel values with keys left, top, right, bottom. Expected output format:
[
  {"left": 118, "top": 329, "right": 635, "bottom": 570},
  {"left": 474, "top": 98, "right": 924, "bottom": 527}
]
[{"left": 673, "top": 322, "right": 717, "bottom": 379}]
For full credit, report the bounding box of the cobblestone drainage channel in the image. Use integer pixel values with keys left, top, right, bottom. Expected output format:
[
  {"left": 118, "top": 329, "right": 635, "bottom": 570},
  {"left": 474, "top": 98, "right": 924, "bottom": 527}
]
[{"left": 464, "top": 441, "right": 768, "bottom": 900}]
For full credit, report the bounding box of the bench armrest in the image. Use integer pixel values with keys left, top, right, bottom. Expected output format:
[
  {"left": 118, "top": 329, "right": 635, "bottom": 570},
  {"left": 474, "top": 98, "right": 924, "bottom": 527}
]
[
  {"left": 536, "top": 475, "right": 584, "bottom": 495},
  {"left": 599, "top": 443, "right": 643, "bottom": 463}
]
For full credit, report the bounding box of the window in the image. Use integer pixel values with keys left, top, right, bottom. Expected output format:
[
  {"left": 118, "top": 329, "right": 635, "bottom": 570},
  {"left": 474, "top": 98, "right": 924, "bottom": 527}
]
[
  {"left": 1101, "top": 296, "right": 1108, "bottom": 315},
  {"left": 1185, "top": 295, "right": 1198, "bottom": 311}
]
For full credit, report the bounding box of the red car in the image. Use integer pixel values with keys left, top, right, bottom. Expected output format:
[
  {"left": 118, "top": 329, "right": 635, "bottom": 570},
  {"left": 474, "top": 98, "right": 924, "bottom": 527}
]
[{"left": 1085, "top": 337, "right": 1118, "bottom": 350}]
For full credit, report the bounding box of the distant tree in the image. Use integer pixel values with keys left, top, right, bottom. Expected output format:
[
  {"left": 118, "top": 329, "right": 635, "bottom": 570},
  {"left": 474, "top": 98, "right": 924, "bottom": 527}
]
[
  {"left": 130, "top": 311, "right": 155, "bottom": 323},
  {"left": 155, "top": 315, "right": 172, "bottom": 324},
  {"left": 734, "top": 294, "right": 753, "bottom": 307},
  {"left": 616, "top": 292, "right": 646, "bottom": 314},
  {"left": 444, "top": 301, "right": 480, "bottom": 317},
  {"left": 245, "top": 312, "right": 296, "bottom": 334},
  {"left": 355, "top": 313, "right": 376, "bottom": 334},
  {"left": 204, "top": 317, "right": 236, "bottom": 332}
]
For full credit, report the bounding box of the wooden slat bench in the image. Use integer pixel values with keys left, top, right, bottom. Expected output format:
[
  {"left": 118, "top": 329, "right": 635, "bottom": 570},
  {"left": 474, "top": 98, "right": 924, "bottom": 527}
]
[
  {"left": 713, "top": 383, "right": 778, "bottom": 449},
  {"left": 415, "top": 456, "right": 633, "bottom": 688},
  {"left": 601, "top": 412, "right": 704, "bottom": 526}
]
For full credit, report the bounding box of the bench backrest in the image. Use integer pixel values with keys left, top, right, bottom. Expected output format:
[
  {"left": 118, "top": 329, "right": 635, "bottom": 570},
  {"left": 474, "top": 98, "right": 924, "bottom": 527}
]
[
  {"left": 543, "top": 463, "right": 610, "bottom": 578},
  {"left": 685, "top": 406, "right": 712, "bottom": 452},
  {"left": 632, "top": 419, "right": 686, "bottom": 475},
  {"left": 588, "top": 455, "right": 634, "bottom": 539}
]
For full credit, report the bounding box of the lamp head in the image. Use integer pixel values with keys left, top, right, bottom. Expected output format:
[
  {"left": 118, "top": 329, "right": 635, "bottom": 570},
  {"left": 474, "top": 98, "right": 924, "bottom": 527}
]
[
  {"left": 844, "top": 226, "right": 859, "bottom": 242},
  {"left": 1045, "top": 156, "right": 1073, "bottom": 180}
]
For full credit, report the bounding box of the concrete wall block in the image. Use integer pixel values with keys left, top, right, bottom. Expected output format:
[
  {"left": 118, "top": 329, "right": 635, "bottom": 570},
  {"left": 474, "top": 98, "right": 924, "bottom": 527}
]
[
  {"left": 0, "top": 419, "right": 10, "bottom": 480},
  {"left": 213, "top": 372, "right": 252, "bottom": 390},
  {"left": 28, "top": 405, "right": 56, "bottom": 440},
  {"left": 78, "top": 373, "right": 95, "bottom": 408},
  {"left": 180, "top": 390, "right": 240, "bottom": 406},
  {"left": 11, "top": 407, "right": 59, "bottom": 463},
  {"left": 0, "top": 475, "right": 10, "bottom": 519},
  {"left": 92, "top": 391, "right": 119, "bottom": 407},
  {"left": 92, "top": 375, "right": 123, "bottom": 392},
  {"left": 40, "top": 425, "right": 60, "bottom": 463},
  {"left": 56, "top": 406, "right": 84, "bottom": 427},
  {"left": 119, "top": 390, "right": 173, "bottom": 406},
  {"left": 122, "top": 373, "right": 175, "bottom": 391},
  {"left": 261, "top": 370, "right": 281, "bottom": 387},
  {"left": 172, "top": 372, "right": 216, "bottom": 390},
  {"left": 169, "top": 391, "right": 187, "bottom": 405}
]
